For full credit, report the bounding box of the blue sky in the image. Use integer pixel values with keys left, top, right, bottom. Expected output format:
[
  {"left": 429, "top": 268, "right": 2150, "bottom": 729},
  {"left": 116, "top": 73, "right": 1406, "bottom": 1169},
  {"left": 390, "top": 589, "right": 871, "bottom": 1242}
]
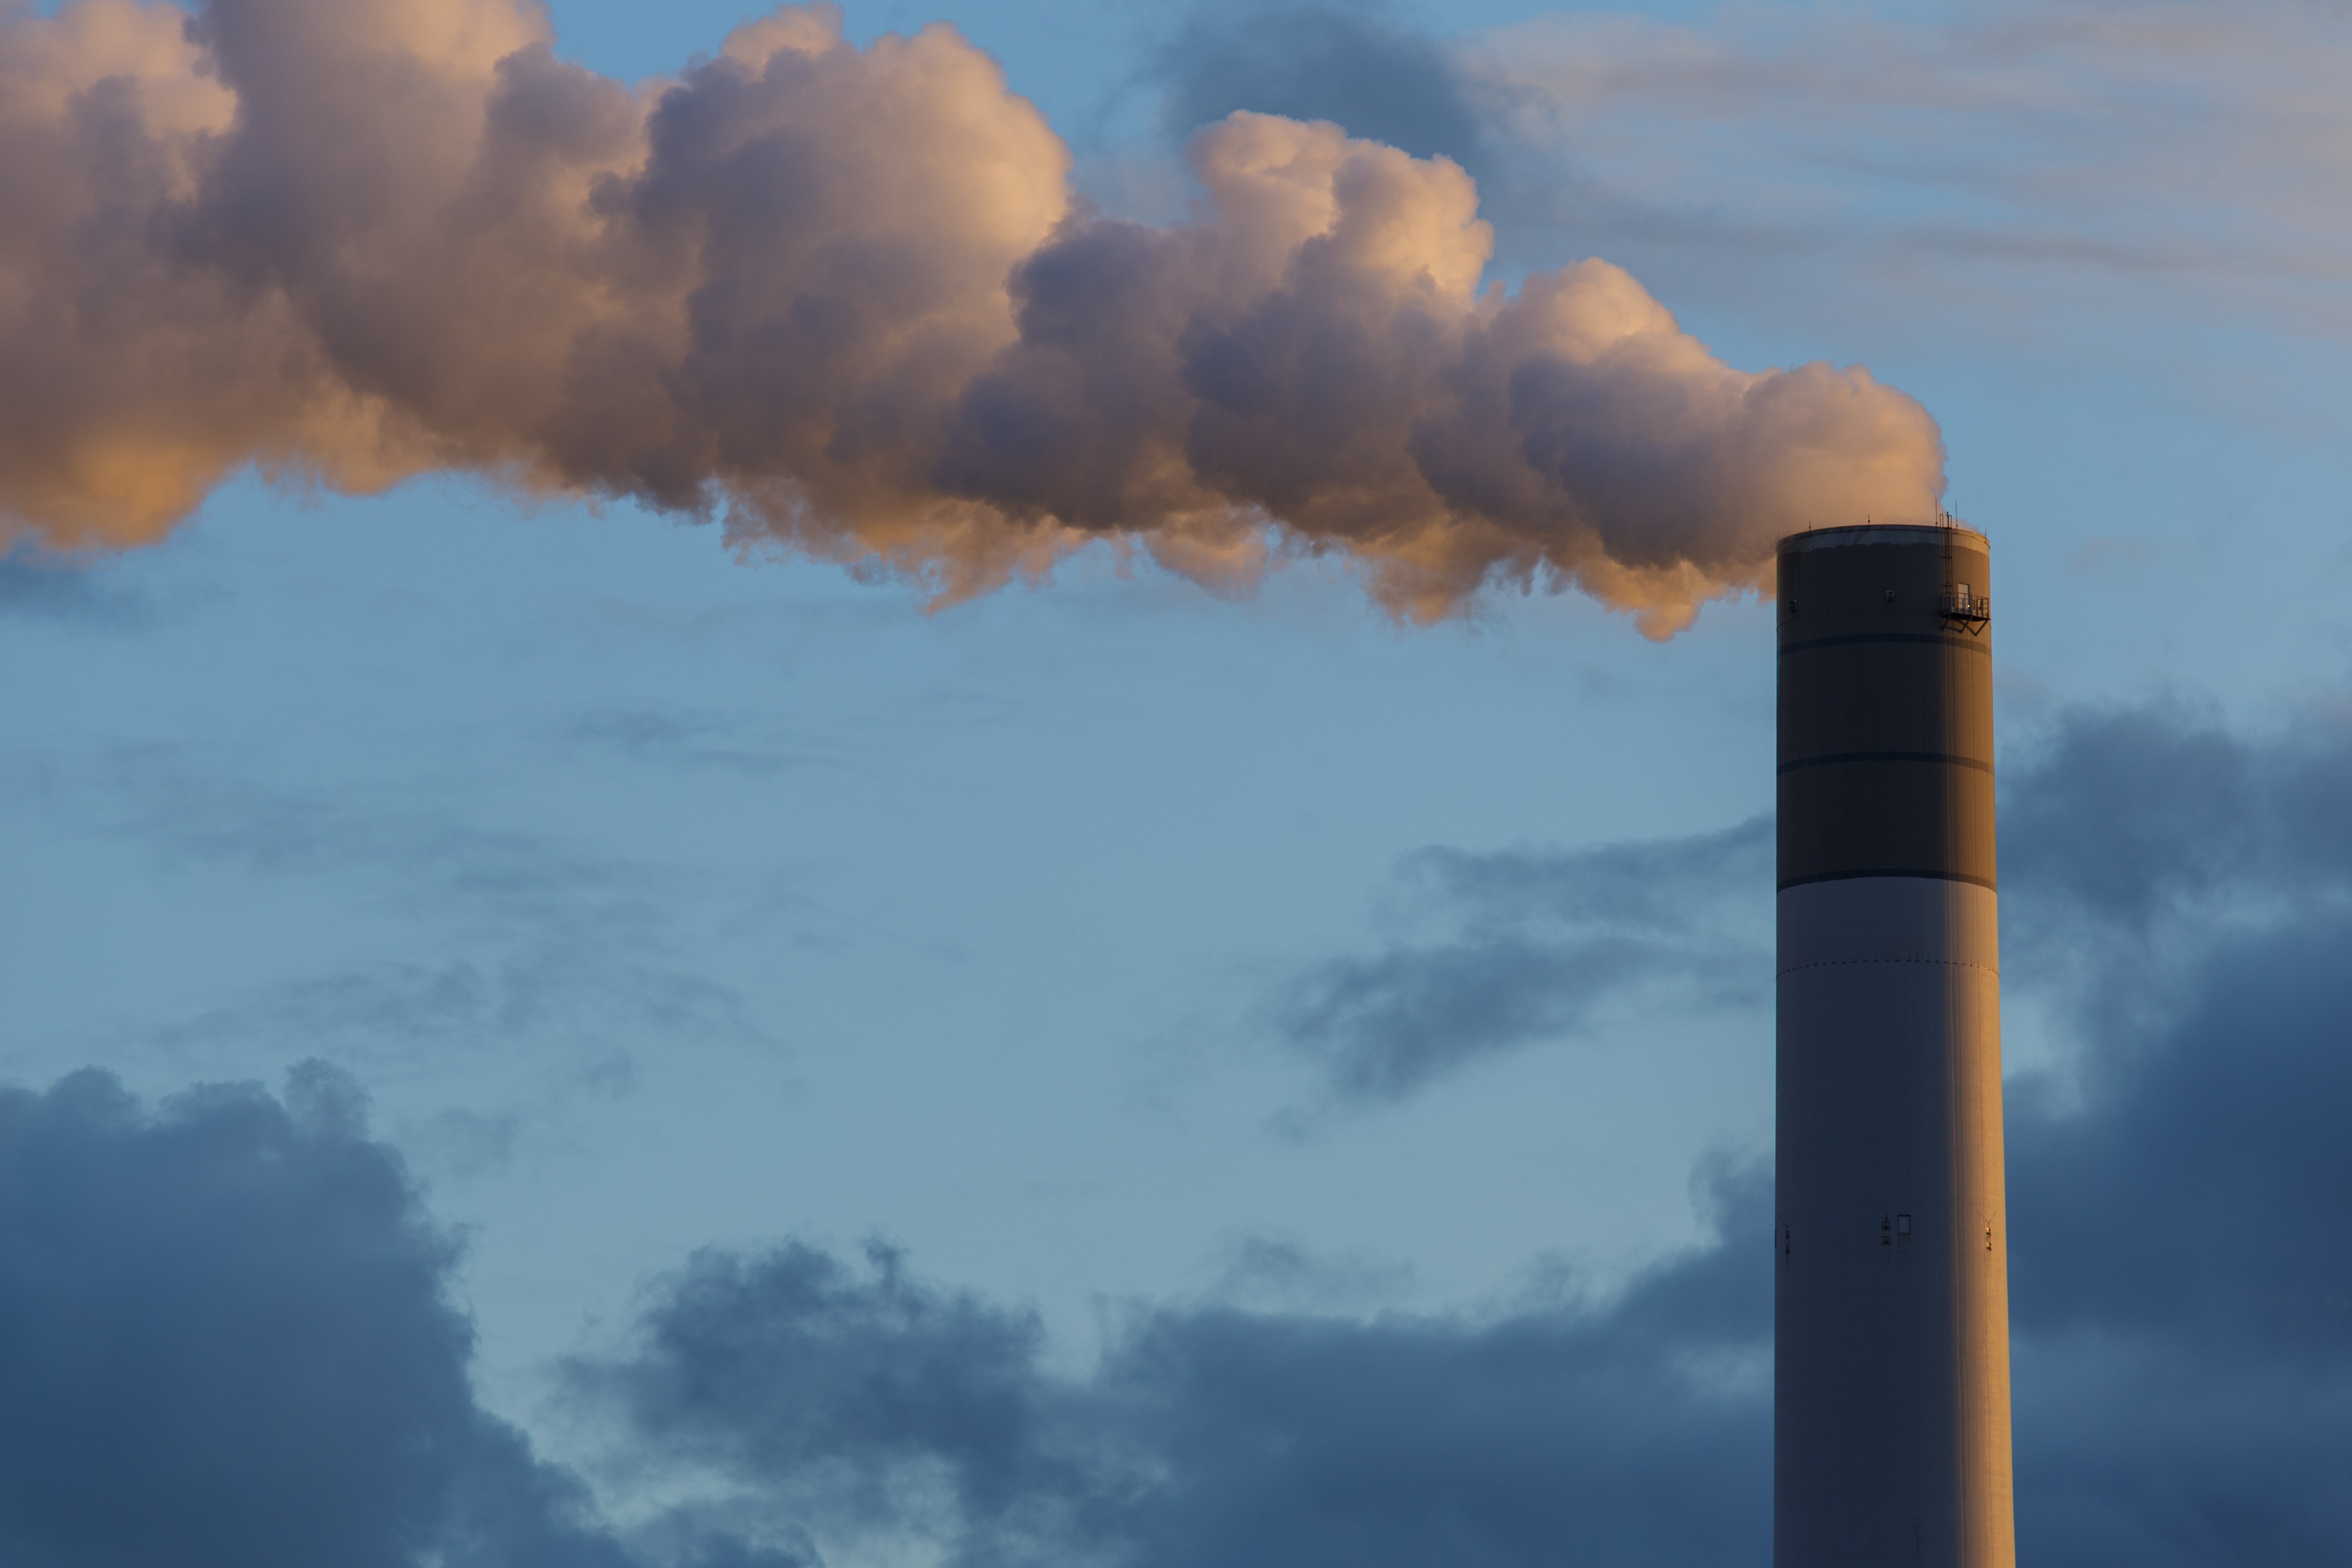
[{"left": 3, "top": 1, "right": 2349, "bottom": 1563}]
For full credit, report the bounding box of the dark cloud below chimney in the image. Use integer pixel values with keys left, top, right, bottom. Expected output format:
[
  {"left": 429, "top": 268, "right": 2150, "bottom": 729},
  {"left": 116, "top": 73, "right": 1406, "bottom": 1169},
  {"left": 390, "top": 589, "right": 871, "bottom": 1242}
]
[{"left": 2, "top": 702, "right": 2346, "bottom": 1565}]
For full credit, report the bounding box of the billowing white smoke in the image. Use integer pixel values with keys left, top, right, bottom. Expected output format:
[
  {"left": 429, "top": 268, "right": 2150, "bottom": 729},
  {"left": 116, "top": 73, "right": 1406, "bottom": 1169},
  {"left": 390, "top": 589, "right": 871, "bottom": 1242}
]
[{"left": 0, "top": 0, "right": 1944, "bottom": 634}]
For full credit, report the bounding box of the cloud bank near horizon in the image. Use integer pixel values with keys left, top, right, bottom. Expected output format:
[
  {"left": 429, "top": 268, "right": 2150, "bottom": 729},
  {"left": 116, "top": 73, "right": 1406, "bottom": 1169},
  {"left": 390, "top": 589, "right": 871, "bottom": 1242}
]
[
  {"left": 2, "top": 700, "right": 2348, "bottom": 1566},
  {"left": 0, "top": 0, "right": 1945, "bottom": 634}
]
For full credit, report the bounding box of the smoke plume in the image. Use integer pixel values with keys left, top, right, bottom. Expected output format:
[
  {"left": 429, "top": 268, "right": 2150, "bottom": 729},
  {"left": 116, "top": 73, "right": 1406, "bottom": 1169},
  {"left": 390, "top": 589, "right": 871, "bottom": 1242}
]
[{"left": 0, "top": 0, "right": 1946, "bottom": 633}]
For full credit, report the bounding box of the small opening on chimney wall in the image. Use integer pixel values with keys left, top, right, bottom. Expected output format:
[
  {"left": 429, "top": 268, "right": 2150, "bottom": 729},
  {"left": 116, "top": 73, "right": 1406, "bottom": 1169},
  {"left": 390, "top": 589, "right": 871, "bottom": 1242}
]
[{"left": 1896, "top": 1214, "right": 1911, "bottom": 1236}]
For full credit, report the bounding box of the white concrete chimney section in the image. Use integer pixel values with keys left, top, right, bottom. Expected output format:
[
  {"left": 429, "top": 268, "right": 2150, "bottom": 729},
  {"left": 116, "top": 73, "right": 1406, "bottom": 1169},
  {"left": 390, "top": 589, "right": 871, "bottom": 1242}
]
[{"left": 1774, "top": 522, "right": 2016, "bottom": 1568}]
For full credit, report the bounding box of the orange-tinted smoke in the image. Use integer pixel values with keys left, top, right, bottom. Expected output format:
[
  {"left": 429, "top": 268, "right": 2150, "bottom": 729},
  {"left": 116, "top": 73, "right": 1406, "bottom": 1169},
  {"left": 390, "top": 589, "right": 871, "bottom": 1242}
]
[{"left": 0, "top": 0, "right": 1946, "bottom": 635}]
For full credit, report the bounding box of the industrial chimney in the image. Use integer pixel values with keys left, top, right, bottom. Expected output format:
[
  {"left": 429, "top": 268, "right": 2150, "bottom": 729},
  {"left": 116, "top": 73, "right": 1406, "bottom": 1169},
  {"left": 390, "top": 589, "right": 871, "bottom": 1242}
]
[{"left": 1774, "top": 522, "right": 2016, "bottom": 1567}]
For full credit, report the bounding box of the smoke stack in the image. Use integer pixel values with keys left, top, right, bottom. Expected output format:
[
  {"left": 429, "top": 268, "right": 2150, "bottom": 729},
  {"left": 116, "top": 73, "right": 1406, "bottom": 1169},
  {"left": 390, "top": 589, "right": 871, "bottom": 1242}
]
[{"left": 1774, "top": 523, "right": 2016, "bottom": 1566}]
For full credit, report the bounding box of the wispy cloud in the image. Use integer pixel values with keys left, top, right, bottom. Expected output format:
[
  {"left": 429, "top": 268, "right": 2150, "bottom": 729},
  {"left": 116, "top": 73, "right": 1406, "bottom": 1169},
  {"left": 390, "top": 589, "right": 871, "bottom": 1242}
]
[
  {"left": 1145, "top": 0, "right": 1491, "bottom": 163},
  {"left": 1465, "top": 0, "right": 2352, "bottom": 346},
  {"left": 561, "top": 707, "right": 833, "bottom": 779},
  {"left": 1269, "top": 817, "right": 1771, "bottom": 1107},
  {"left": 1, "top": 743, "right": 789, "bottom": 1099},
  {"left": 0, "top": 549, "right": 147, "bottom": 623}
]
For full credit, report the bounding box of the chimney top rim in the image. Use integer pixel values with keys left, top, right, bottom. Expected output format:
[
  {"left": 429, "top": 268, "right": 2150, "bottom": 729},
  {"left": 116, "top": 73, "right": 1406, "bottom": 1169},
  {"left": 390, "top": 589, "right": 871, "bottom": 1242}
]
[{"left": 1779, "top": 521, "right": 1988, "bottom": 555}]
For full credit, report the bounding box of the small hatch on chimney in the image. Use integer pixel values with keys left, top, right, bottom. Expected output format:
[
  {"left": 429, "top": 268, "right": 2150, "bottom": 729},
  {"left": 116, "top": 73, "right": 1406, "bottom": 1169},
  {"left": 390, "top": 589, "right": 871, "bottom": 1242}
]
[{"left": 1897, "top": 1214, "right": 1911, "bottom": 1236}]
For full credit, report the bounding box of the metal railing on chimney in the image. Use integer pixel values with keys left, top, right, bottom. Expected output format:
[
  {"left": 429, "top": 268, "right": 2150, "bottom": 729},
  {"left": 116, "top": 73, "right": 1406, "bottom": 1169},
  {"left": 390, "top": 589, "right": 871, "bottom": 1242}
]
[{"left": 1940, "top": 590, "right": 1990, "bottom": 632}]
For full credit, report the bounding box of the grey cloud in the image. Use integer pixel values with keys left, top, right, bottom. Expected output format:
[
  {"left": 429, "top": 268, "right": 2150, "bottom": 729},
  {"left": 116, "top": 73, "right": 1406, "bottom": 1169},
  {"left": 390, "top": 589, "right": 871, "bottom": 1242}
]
[
  {"left": 2000, "top": 921, "right": 2352, "bottom": 1563},
  {"left": 582, "top": 701, "right": 2352, "bottom": 1564},
  {"left": 2001, "top": 701, "right": 2352, "bottom": 932},
  {"left": 2009, "top": 915, "right": 2352, "bottom": 1357},
  {"left": 1460, "top": 0, "right": 2352, "bottom": 351},
  {"left": 564, "top": 707, "right": 828, "bottom": 778},
  {"left": 1201, "top": 1236, "right": 1417, "bottom": 1313},
  {"left": 5, "top": 710, "right": 2350, "bottom": 1564},
  {"left": 0, "top": 550, "right": 143, "bottom": 623},
  {"left": 138, "top": 953, "right": 752, "bottom": 1084},
  {"left": 1273, "top": 816, "right": 1770, "bottom": 1105},
  {"left": 1148, "top": 1, "right": 1490, "bottom": 165},
  {"left": 2002, "top": 704, "right": 2259, "bottom": 928},
  {"left": 2013, "top": 1341, "right": 2352, "bottom": 1566},
  {"left": 4, "top": 745, "right": 778, "bottom": 1085},
  {"left": 0, "top": 1065, "right": 648, "bottom": 1568},
  {"left": 580, "top": 1242, "right": 1097, "bottom": 1544},
  {"left": 1278, "top": 932, "right": 1684, "bottom": 1103},
  {"left": 573, "top": 1158, "right": 1776, "bottom": 1568},
  {"left": 1279, "top": 696, "right": 2352, "bottom": 1111},
  {"left": 1995, "top": 703, "right": 2352, "bottom": 1560},
  {"left": 17, "top": 745, "right": 660, "bottom": 916},
  {"left": 1098, "top": 1239, "right": 1768, "bottom": 1568}
]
